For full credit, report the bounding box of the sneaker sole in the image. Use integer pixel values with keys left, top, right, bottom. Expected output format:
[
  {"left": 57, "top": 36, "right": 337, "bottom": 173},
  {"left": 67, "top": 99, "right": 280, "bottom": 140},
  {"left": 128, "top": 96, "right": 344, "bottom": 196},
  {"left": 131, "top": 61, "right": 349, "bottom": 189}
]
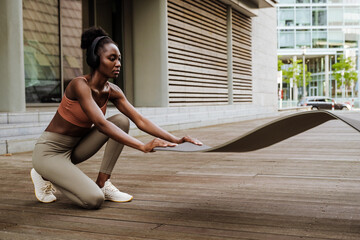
[
  {"left": 30, "top": 171, "right": 56, "bottom": 204},
  {"left": 105, "top": 196, "right": 133, "bottom": 203}
]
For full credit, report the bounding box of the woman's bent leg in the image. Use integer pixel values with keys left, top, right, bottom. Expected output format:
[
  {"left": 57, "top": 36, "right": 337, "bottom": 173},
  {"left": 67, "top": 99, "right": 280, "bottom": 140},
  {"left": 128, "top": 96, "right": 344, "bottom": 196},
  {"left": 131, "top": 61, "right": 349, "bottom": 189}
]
[
  {"left": 32, "top": 132, "right": 104, "bottom": 209},
  {"left": 71, "top": 113, "right": 130, "bottom": 175}
]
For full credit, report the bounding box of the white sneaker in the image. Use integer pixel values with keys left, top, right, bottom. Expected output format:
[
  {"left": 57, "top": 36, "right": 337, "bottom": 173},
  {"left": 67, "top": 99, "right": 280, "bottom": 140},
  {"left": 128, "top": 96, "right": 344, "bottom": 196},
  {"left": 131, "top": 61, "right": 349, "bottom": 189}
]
[
  {"left": 30, "top": 168, "right": 56, "bottom": 203},
  {"left": 101, "top": 180, "right": 133, "bottom": 202}
]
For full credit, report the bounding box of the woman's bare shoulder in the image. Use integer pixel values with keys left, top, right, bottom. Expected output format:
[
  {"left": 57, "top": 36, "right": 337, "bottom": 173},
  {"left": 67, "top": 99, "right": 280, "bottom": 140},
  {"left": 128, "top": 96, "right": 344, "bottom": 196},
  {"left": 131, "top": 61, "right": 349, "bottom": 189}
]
[
  {"left": 109, "top": 82, "right": 126, "bottom": 101},
  {"left": 65, "top": 77, "right": 90, "bottom": 99}
]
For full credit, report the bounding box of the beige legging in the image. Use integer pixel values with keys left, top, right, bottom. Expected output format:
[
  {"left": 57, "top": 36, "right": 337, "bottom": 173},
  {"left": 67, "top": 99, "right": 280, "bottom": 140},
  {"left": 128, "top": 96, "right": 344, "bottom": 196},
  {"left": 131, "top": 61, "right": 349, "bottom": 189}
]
[{"left": 32, "top": 114, "right": 129, "bottom": 209}]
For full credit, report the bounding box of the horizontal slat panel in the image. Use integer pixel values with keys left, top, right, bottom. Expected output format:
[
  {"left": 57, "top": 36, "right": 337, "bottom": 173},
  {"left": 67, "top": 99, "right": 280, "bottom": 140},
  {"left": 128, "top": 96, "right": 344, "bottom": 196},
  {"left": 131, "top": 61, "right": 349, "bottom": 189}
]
[
  {"left": 232, "top": 8, "right": 252, "bottom": 103},
  {"left": 169, "top": 71, "right": 228, "bottom": 82},
  {"left": 169, "top": 58, "right": 227, "bottom": 72},
  {"left": 168, "top": 1, "right": 227, "bottom": 33},
  {"left": 169, "top": 40, "right": 227, "bottom": 60},
  {"left": 169, "top": 63, "right": 227, "bottom": 77},
  {"left": 169, "top": 77, "right": 227, "bottom": 86},
  {"left": 182, "top": 0, "right": 227, "bottom": 18},
  {"left": 168, "top": 0, "right": 227, "bottom": 106},
  {"left": 168, "top": 48, "right": 227, "bottom": 64},
  {"left": 169, "top": 85, "right": 228, "bottom": 92},
  {"left": 168, "top": 11, "right": 226, "bottom": 37},
  {"left": 168, "top": 34, "right": 227, "bottom": 54},
  {"left": 169, "top": 52, "right": 227, "bottom": 68}
]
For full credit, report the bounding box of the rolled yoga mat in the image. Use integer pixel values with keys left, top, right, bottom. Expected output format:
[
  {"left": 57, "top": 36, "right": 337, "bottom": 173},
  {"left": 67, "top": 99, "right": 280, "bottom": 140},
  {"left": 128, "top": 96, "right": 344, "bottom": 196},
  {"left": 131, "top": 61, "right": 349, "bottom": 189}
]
[{"left": 154, "top": 110, "right": 360, "bottom": 153}]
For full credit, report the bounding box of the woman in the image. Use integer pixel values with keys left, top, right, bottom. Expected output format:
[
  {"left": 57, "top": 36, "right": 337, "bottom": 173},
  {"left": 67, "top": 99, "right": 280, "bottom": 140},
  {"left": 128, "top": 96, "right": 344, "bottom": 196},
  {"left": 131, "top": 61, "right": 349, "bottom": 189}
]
[{"left": 31, "top": 27, "right": 202, "bottom": 209}]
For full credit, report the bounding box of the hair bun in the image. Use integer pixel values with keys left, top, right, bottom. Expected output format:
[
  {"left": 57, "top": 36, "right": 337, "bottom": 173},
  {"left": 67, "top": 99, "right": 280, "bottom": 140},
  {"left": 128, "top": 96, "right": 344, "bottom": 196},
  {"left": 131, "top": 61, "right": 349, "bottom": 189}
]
[{"left": 81, "top": 26, "right": 109, "bottom": 50}]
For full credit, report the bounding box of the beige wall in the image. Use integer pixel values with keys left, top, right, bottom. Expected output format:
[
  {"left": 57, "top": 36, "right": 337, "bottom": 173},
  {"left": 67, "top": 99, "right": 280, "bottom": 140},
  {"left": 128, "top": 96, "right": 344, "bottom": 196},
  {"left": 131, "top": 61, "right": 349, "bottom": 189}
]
[
  {"left": 251, "top": 7, "right": 278, "bottom": 111},
  {"left": 0, "top": 0, "right": 25, "bottom": 112},
  {"left": 132, "top": 0, "right": 169, "bottom": 107}
]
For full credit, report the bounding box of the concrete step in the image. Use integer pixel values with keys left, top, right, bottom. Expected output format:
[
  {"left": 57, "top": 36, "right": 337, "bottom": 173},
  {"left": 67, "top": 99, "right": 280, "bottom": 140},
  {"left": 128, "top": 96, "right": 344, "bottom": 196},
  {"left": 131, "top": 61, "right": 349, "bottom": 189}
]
[
  {"left": 0, "top": 111, "right": 55, "bottom": 124},
  {"left": 0, "top": 134, "right": 40, "bottom": 155},
  {"left": 0, "top": 123, "right": 47, "bottom": 138}
]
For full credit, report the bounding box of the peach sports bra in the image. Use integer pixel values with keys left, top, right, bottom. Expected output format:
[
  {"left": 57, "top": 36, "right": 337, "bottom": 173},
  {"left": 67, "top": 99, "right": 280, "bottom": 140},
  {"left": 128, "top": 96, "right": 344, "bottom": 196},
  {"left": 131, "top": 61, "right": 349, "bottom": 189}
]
[{"left": 58, "top": 82, "right": 110, "bottom": 128}]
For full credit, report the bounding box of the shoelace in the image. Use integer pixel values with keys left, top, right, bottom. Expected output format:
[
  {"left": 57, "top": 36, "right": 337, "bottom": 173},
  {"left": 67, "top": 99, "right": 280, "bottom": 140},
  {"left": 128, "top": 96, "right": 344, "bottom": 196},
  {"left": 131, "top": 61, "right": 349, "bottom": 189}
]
[
  {"left": 105, "top": 182, "right": 119, "bottom": 194},
  {"left": 41, "top": 182, "right": 56, "bottom": 194}
]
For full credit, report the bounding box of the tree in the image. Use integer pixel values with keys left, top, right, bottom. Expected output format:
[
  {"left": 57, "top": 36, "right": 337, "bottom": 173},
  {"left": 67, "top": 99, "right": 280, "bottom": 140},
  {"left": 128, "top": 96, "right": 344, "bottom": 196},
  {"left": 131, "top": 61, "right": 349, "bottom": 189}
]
[
  {"left": 278, "top": 57, "right": 284, "bottom": 71},
  {"left": 332, "top": 55, "right": 358, "bottom": 97},
  {"left": 282, "top": 58, "right": 311, "bottom": 101}
]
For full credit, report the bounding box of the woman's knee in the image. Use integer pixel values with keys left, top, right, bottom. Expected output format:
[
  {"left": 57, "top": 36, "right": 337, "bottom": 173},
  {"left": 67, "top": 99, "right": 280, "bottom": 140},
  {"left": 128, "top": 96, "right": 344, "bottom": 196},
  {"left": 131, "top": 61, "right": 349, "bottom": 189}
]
[
  {"left": 84, "top": 191, "right": 105, "bottom": 209},
  {"left": 107, "top": 114, "right": 130, "bottom": 133}
]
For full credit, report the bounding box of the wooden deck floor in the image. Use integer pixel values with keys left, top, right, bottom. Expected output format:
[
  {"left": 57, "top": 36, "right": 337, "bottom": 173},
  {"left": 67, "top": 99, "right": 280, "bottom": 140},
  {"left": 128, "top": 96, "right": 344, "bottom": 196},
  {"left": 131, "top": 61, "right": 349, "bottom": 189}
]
[{"left": 1, "top": 111, "right": 360, "bottom": 240}]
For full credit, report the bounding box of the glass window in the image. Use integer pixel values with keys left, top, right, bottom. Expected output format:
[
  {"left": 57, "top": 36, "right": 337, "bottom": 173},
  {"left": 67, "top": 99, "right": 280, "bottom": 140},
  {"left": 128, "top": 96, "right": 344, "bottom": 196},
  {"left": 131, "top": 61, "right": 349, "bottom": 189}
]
[
  {"left": 23, "top": 0, "right": 61, "bottom": 103},
  {"left": 312, "top": 7, "right": 327, "bottom": 26},
  {"left": 278, "top": 7, "right": 295, "bottom": 27},
  {"left": 312, "top": 29, "right": 327, "bottom": 48},
  {"left": 328, "top": 6, "right": 343, "bottom": 26},
  {"left": 296, "top": 0, "right": 310, "bottom": 3},
  {"left": 344, "top": 29, "right": 359, "bottom": 48},
  {"left": 296, "top": 7, "right": 311, "bottom": 26},
  {"left": 328, "top": 0, "right": 342, "bottom": 3},
  {"left": 329, "top": 29, "right": 344, "bottom": 48},
  {"left": 312, "top": 0, "right": 327, "bottom": 3},
  {"left": 279, "top": 30, "right": 295, "bottom": 49},
  {"left": 296, "top": 29, "right": 311, "bottom": 48},
  {"left": 61, "top": 0, "right": 83, "bottom": 90},
  {"left": 344, "top": 7, "right": 360, "bottom": 26}
]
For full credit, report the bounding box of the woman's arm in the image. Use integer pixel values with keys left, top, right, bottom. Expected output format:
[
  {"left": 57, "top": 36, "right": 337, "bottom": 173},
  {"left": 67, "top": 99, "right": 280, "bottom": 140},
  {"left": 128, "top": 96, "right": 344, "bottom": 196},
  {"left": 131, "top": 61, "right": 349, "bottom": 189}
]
[
  {"left": 109, "top": 83, "right": 202, "bottom": 145},
  {"left": 74, "top": 80, "right": 176, "bottom": 152}
]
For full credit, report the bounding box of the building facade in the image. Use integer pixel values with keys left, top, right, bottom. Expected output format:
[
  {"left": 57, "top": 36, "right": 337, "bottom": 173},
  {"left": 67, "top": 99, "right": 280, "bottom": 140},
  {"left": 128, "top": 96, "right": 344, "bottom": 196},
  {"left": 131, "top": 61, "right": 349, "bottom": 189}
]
[
  {"left": 1, "top": 0, "right": 277, "bottom": 112},
  {"left": 277, "top": 0, "right": 360, "bottom": 99}
]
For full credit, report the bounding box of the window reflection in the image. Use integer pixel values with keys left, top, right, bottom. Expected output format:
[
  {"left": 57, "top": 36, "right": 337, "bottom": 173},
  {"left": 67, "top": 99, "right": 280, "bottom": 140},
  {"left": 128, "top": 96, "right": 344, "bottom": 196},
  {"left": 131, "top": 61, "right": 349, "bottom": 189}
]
[
  {"left": 344, "top": 7, "right": 360, "bottom": 26},
  {"left": 279, "top": 7, "right": 295, "bottom": 26},
  {"left": 312, "top": 29, "right": 327, "bottom": 48},
  {"left": 296, "top": 7, "right": 311, "bottom": 26},
  {"left": 328, "top": 6, "right": 343, "bottom": 26},
  {"left": 312, "top": 7, "right": 327, "bottom": 26},
  {"left": 61, "top": 0, "right": 83, "bottom": 90},
  {"left": 329, "top": 29, "right": 344, "bottom": 48},
  {"left": 279, "top": 30, "right": 295, "bottom": 48},
  {"left": 296, "top": 29, "right": 311, "bottom": 48},
  {"left": 344, "top": 29, "right": 359, "bottom": 48},
  {"left": 23, "top": 0, "right": 83, "bottom": 104},
  {"left": 23, "top": 0, "right": 60, "bottom": 103}
]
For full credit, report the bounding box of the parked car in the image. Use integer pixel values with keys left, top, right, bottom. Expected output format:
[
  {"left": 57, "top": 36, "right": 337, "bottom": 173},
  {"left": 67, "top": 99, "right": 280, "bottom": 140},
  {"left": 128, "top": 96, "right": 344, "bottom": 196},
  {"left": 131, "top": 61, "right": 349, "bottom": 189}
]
[{"left": 298, "top": 96, "right": 351, "bottom": 110}]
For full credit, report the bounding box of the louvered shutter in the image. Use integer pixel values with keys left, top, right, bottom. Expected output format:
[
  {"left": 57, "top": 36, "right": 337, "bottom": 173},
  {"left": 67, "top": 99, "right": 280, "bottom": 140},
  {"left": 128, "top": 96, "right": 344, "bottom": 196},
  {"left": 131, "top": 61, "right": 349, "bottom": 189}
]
[
  {"left": 232, "top": 9, "right": 252, "bottom": 103},
  {"left": 167, "top": 0, "right": 228, "bottom": 106}
]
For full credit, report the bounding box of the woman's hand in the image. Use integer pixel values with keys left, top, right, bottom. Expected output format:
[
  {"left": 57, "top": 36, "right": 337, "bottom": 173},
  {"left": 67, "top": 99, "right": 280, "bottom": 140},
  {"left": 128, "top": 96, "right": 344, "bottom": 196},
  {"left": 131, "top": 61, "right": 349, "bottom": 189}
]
[
  {"left": 178, "top": 136, "right": 203, "bottom": 146},
  {"left": 142, "top": 138, "right": 178, "bottom": 153}
]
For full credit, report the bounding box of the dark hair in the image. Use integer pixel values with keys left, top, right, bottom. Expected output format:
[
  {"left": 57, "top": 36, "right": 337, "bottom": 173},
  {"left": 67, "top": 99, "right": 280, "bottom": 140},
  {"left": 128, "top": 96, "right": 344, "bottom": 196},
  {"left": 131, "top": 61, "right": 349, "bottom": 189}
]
[{"left": 81, "top": 26, "right": 117, "bottom": 68}]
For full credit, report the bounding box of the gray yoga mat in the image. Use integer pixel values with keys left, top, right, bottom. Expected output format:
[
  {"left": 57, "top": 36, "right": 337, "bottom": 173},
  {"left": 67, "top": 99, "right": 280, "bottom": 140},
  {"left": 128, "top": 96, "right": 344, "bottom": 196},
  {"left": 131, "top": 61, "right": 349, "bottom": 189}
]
[{"left": 154, "top": 110, "right": 360, "bottom": 153}]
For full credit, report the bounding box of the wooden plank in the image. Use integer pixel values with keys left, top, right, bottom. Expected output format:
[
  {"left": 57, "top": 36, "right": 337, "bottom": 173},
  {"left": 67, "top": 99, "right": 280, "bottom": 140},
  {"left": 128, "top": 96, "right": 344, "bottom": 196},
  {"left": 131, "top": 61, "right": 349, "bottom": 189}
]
[{"left": 3, "top": 113, "right": 360, "bottom": 239}]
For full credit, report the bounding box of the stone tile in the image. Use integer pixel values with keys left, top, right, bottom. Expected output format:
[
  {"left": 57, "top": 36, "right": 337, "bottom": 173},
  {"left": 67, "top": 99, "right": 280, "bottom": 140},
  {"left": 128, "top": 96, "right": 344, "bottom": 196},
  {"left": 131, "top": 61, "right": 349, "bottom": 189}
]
[
  {"left": 7, "top": 137, "right": 37, "bottom": 154},
  {"left": 39, "top": 112, "right": 55, "bottom": 122},
  {"left": 8, "top": 113, "right": 38, "bottom": 124},
  {"left": 0, "top": 140, "right": 6, "bottom": 155},
  {"left": 0, "top": 113, "right": 7, "bottom": 124}
]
